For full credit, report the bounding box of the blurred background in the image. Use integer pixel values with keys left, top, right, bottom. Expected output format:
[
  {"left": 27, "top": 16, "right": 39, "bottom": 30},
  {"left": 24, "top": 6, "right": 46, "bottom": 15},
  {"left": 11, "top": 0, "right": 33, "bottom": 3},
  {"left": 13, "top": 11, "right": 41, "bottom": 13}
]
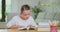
[{"left": 0, "top": 0, "right": 60, "bottom": 32}]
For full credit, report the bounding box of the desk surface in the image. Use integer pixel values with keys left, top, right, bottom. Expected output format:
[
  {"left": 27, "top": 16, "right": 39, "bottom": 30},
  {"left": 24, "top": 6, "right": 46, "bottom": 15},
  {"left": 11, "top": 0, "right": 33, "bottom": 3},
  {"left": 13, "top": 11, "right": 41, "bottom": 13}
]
[
  {"left": 0, "top": 29, "right": 50, "bottom": 32},
  {"left": 8, "top": 29, "right": 38, "bottom": 32},
  {"left": 0, "top": 27, "right": 60, "bottom": 32}
]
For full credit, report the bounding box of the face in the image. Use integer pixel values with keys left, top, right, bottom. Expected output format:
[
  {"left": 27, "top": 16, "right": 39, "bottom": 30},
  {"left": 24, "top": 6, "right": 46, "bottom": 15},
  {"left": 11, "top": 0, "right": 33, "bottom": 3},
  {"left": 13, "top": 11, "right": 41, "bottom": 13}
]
[{"left": 21, "top": 10, "right": 30, "bottom": 20}]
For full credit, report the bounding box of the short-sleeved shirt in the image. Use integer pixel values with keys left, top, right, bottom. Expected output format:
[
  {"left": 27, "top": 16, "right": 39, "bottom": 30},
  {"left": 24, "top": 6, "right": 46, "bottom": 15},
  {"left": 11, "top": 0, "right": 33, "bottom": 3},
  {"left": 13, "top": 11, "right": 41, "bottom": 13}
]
[{"left": 7, "top": 15, "right": 37, "bottom": 29}]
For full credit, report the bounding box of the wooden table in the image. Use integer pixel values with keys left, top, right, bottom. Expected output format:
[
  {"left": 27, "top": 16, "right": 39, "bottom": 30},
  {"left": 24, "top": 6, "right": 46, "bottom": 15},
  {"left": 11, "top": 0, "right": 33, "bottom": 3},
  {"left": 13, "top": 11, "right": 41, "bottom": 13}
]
[
  {"left": 0, "top": 29, "right": 50, "bottom": 32},
  {"left": 0, "top": 27, "right": 60, "bottom": 32},
  {"left": 8, "top": 29, "right": 38, "bottom": 32}
]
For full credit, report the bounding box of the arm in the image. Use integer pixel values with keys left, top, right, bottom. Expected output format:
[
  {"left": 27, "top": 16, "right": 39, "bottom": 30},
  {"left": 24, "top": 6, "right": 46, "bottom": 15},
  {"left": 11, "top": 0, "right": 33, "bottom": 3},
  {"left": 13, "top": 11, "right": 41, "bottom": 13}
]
[
  {"left": 9, "top": 25, "right": 19, "bottom": 29},
  {"left": 9, "top": 25, "right": 24, "bottom": 29},
  {"left": 7, "top": 16, "right": 24, "bottom": 29},
  {"left": 27, "top": 16, "right": 37, "bottom": 28}
]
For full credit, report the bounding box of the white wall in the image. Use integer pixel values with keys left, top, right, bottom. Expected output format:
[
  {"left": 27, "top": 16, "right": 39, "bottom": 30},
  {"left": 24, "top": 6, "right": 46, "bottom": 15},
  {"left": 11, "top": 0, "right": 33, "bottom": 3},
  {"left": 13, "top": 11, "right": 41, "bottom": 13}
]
[
  {"left": 11, "top": 0, "right": 19, "bottom": 13},
  {"left": 11, "top": 0, "right": 40, "bottom": 13}
]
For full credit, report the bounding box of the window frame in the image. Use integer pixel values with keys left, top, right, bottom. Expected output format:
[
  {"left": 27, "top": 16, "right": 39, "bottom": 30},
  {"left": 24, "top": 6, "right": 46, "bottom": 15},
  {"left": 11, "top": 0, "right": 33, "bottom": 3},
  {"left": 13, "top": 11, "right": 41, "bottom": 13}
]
[{"left": 0, "top": 0, "right": 6, "bottom": 22}]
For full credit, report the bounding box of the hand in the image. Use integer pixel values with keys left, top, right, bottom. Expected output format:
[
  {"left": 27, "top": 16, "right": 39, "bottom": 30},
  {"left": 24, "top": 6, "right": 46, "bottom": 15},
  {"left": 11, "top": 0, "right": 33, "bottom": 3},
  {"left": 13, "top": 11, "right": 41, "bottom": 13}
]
[
  {"left": 27, "top": 24, "right": 32, "bottom": 28},
  {"left": 15, "top": 25, "right": 24, "bottom": 28}
]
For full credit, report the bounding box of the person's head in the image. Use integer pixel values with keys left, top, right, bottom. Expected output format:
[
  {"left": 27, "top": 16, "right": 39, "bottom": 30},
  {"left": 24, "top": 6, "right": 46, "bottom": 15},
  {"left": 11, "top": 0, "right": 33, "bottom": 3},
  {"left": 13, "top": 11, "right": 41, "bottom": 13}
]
[{"left": 20, "top": 5, "right": 30, "bottom": 20}]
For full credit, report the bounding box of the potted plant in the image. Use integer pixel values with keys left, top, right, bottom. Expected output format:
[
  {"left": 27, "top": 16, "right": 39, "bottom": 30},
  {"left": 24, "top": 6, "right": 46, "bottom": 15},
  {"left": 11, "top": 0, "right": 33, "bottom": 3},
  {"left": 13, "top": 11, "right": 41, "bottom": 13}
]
[{"left": 32, "top": 1, "right": 43, "bottom": 20}]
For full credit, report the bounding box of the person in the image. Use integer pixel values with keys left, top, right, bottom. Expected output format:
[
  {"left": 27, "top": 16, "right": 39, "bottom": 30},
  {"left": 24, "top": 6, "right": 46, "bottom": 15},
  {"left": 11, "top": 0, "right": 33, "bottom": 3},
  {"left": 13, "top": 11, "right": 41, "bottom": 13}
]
[
  {"left": 48, "top": 20, "right": 58, "bottom": 32},
  {"left": 7, "top": 5, "right": 37, "bottom": 29}
]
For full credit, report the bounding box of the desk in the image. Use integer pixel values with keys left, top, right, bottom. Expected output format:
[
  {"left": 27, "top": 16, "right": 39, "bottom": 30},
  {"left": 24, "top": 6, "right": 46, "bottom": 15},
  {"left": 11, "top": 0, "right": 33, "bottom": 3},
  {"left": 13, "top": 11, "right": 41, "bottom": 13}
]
[
  {"left": 8, "top": 29, "right": 38, "bottom": 32},
  {"left": 0, "top": 29, "right": 60, "bottom": 32},
  {"left": 1, "top": 29, "right": 60, "bottom": 32},
  {"left": 0, "top": 29, "right": 51, "bottom": 32}
]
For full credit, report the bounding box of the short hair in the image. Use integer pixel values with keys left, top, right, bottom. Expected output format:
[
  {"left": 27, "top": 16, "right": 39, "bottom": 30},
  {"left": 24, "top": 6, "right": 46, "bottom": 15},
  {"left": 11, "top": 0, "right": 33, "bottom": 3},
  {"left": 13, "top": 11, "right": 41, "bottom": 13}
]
[{"left": 21, "top": 5, "right": 30, "bottom": 13}]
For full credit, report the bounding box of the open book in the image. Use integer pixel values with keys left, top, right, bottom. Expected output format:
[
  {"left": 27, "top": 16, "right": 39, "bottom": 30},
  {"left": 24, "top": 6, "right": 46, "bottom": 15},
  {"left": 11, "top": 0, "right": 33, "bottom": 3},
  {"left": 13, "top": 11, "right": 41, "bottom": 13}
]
[{"left": 18, "top": 26, "right": 35, "bottom": 30}]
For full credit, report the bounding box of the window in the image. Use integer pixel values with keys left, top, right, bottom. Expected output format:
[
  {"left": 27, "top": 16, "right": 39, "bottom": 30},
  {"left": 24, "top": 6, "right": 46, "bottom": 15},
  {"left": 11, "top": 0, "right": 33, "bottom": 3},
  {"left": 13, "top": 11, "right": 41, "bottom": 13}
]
[
  {"left": 0, "top": 0, "right": 11, "bottom": 22},
  {"left": 6, "top": 0, "right": 11, "bottom": 13},
  {"left": 0, "top": 0, "right": 2, "bottom": 21}
]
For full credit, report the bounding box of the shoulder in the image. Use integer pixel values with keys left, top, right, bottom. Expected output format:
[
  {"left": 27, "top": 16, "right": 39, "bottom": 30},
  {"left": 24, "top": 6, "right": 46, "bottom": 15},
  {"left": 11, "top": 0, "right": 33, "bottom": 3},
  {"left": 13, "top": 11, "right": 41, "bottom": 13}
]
[
  {"left": 8, "top": 15, "right": 19, "bottom": 23},
  {"left": 9, "top": 15, "right": 19, "bottom": 21}
]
